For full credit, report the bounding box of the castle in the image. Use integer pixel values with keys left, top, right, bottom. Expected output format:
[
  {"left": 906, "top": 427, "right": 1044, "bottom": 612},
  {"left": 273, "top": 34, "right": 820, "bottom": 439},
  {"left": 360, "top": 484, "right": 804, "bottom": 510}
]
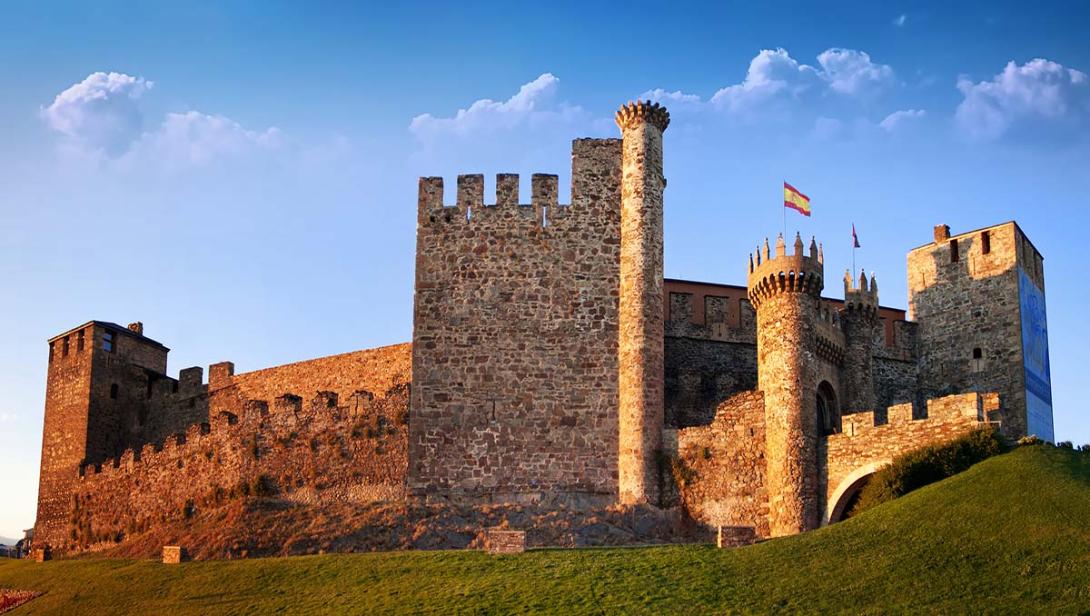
[{"left": 33, "top": 101, "right": 1054, "bottom": 550}]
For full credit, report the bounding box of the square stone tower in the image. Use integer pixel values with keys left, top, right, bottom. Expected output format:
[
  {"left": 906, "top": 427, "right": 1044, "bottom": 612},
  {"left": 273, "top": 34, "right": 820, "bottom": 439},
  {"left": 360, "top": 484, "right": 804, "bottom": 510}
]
[
  {"left": 908, "top": 222, "right": 1052, "bottom": 440},
  {"left": 35, "top": 321, "right": 171, "bottom": 546}
]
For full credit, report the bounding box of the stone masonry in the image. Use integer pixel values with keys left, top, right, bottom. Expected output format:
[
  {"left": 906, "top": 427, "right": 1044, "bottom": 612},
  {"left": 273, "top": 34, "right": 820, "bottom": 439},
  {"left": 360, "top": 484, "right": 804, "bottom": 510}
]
[
  {"left": 616, "top": 101, "right": 669, "bottom": 505},
  {"left": 747, "top": 234, "right": 825, "bottom": 536},
  {"left": 33, "top": 100, "right": 1052, "bottom": 554}
]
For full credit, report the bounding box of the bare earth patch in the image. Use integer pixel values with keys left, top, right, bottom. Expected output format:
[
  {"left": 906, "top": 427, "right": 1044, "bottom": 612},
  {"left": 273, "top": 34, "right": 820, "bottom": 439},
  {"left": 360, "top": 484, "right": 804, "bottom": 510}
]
[{"left": 0, "top": 589, "right": 43, "bottom": 613}]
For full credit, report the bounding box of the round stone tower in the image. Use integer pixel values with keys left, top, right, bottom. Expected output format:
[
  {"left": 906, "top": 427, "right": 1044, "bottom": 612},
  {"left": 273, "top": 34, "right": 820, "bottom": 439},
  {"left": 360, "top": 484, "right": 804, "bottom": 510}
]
[
  {"left": 747, "top": 233, "right": 824, "bottom": 535},
  {"left": 615, "top": 100, "right": 669, "bottom": 505},
  {"left": 840, "top": 270, "right": 880, "bottom": 413}
]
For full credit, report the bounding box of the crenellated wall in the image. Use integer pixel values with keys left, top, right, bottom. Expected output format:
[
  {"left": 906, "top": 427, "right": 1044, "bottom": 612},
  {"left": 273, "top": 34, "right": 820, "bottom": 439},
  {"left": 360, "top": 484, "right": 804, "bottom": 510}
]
[
  {"left": 70, "top": 384, "right": 410, "bottom": 548},
  {"left": 821, "top": 392, "right": 997, "bottom": 523},
  {"left": 410, "top": 138, "right": 624, "bottom": 505}
]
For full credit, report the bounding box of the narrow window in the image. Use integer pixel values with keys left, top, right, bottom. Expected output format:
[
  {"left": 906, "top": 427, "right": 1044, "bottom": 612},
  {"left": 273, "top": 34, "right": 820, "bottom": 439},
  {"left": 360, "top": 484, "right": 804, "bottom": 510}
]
[
  {"left": 971, "top": 347, "right": 984, "bottom": 373},
  {"left": 973, "top": 347, "right": 983, "bottom": 359},
  {"left": 109, "top": 383, "right": 119, "bottom": 400},
  {"left": 48, "top": 342, "right": 55, "bottom": 363},
  {"left": 77, "top": 330, "right": 85, "bottom": 352},
  {"left": 146, "top": 379, "right": 154, "bottom": 399},
  {"left": 981, "top": 231, "right": 991, "bottom": 255},
  {"left": 102, "top": 331, "right": 114, "bottom": 353},
  {"left": 950, "top": 239, "right": 960, "bottom": 263},
  {"left": 62, "top": 336, "right": 70, "bottom": 357}
]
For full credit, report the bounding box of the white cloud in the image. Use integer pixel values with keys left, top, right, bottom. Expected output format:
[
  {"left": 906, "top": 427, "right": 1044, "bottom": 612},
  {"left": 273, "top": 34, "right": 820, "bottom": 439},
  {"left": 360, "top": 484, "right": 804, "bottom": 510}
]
[
  {"left": 0, "top": 412, "right": 15, "bottom": 423},
  {"left": 43, "top": 72, "right": 286, "bottom": 165},
  {"left": 41, "top": 72, "right": 153, "bottom": 156},
  {"left": 643, "top": 47, "right": 895, "bottom": 114},
  {"left": 409, "top": 73, "right": 585, "bottom": 142},
  {"left": 894, "top": 14, "right": 907, "bottom": 27},
  {"left": 132, "top": 111, "right": 283, "bottom": 166},
  {"left": 879, "top": 109, "right": 926, "bottom": 131},
  {"left": 817, "top": 49, "right": 896, "bottom": 96},
  {"left": 709, "top": 48, "right": 823, "bottom": 112},
  {"left": 955, "top": 58, "right": 1089, "bottom": 140}
]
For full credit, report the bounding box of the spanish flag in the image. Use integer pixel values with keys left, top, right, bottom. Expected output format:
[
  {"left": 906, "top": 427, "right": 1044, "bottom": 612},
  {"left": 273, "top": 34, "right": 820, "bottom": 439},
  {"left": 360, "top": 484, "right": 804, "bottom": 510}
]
[{"left": 784, "top": 182, "right": 811, "bottom": 217}]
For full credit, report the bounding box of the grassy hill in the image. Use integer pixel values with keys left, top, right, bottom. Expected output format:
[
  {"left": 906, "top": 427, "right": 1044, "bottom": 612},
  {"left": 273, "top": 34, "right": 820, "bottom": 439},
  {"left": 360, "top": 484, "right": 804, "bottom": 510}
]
[{"left": 1, "top": 445, "right": 1087, "bottom": 614}]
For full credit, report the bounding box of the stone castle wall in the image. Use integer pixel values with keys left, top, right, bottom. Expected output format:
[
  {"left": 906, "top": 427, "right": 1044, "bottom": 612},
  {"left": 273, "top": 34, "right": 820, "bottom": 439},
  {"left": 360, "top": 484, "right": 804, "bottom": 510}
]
[
  {"left": 207, "top": 343, "right": 412, "bottom": 418},
  {"left": 673, "top": 391, "right": 769, "bottom": 537},
  {"left": 70, "top": 385, "right": 410, "bottom": 548},
  {"left": 410, "top": 139, "right": 624, "bottom": 504},
  {"left": 36, "top": 323, "right": 208, "bottom": 547},
  {"left": 821, "top": 392, "right": 996, "bottom": 522}
]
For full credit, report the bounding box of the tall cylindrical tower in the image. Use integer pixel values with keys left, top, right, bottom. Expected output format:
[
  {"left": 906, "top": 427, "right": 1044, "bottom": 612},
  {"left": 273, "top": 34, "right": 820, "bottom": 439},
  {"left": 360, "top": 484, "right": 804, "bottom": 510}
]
[
  {"left": 747, "top": 233, "right": 824, "bottom": 535},
  {"left": 840, "top": 270, "right": 879, "bottom": 413},
  {"left": 615, "top": 100, "right": 669, "bottom": 505}
]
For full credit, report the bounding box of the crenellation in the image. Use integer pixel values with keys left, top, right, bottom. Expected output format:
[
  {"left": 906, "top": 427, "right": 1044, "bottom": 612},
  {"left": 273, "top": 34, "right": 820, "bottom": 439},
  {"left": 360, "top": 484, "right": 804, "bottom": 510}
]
[{"left": 457, "top": 173, "right": 484, "bottom": 213}]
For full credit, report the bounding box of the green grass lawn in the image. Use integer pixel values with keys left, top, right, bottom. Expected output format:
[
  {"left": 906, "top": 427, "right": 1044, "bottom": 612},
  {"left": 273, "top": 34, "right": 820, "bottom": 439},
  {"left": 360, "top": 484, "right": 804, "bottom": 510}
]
[{"left": 2, "top": 445, "right": 1088, "bottom": 614}]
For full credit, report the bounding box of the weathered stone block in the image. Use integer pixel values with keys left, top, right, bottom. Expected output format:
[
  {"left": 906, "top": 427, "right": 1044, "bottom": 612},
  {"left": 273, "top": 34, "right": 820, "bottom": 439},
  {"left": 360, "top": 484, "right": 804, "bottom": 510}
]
[{"left": 483, "top": 529, "right": 526, "bottom": 554}]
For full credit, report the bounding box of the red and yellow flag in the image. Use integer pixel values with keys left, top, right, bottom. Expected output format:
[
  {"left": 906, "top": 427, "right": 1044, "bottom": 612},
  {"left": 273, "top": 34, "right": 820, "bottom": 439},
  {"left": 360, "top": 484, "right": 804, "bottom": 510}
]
[{"left": 784, "top": 182, "right": 811, "bottom": 217}]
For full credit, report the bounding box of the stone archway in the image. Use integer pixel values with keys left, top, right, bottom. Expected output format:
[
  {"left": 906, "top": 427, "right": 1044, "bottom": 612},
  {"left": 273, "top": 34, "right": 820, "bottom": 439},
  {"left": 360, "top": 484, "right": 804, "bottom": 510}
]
[{"left": 822, "top": 460, "right": 889, "bottom": 526}]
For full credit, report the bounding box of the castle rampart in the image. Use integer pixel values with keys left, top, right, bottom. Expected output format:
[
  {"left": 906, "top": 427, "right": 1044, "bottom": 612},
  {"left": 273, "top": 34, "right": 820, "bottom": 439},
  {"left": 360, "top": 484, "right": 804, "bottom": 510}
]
[{"left": 69, "top": 383, "right": 410, "bottom": 549}]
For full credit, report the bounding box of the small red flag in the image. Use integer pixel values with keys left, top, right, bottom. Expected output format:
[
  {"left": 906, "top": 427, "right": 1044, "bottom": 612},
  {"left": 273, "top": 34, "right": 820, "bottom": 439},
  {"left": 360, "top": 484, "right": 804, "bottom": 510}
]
[{"left": 852, "top": 223, "right": 860, "bottom": 248}]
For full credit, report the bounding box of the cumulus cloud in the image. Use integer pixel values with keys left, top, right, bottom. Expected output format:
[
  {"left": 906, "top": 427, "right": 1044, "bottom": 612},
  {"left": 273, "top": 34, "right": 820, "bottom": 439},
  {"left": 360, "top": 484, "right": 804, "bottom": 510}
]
[
  {"left": 642, "top": 47, "right": 895, "bottom": 113},
  {"left": 41, "top": 72, "right": 153, "bottom": 156},
  {"left": 42, "top": 71, "right": 285, "bottom": 165},
  {"left": 955, "top": 58, "right": 1089, "bottom": 140},
  {"left": 879, "top": 109, "right": 926, "bottom": 131},
  {"left": 817, "top": 49, "right": 896, "bottom": 96},
  {"left": 707, "top": 48, "right": 823, "bottom": 112},
  {"left": 409, "top": 73, "right": 586, "bottom": 142}
]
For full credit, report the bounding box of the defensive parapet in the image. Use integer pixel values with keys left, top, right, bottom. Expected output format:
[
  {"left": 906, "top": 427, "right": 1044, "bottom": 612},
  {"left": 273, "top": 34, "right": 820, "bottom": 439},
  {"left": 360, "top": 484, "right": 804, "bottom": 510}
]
[
  {"left": 747, "top": 233, "right": 824, "bottom": 536},
  {"left": 747, "top": 234, "right": 824, "bottom": 306},
  {"left": 823, "top": 392, "right": 999, "bottom": 524},
  {"left": 841, "top": 270, "right": 880, "bottom": 413},
  {"left": 416, "top": 138, "right": 622, "bottom": 231},
  {"left": 70, "top": 384, "right": 411, "bottom": 551}
]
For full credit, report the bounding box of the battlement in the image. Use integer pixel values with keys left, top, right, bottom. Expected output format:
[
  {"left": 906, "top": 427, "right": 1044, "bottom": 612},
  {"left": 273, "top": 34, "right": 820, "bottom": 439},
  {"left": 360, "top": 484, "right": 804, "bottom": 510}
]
[
  {"left": 747, "top": 233, "right": 824, "bottom": 307},
  {"left": 78, "top": 384, "right": 405, "bottom": 482},
  {"left": 416, "top": 138, "right": 622, "bottom": 230},
  {"left": 835, "top": 392, "right": 997, "bottom": 438},
  {"left": 843, "top": 270, "right": 879, "bottom": 314},
  {"left": 615, "top": 100, "right": 671, "bottom": 132}
]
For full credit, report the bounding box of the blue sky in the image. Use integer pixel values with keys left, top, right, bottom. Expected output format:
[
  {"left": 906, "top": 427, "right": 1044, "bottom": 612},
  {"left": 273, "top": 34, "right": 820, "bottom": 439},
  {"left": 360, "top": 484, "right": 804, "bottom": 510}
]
[{"left": 1, "top": 1, "right": 1088, "bottom": 539}]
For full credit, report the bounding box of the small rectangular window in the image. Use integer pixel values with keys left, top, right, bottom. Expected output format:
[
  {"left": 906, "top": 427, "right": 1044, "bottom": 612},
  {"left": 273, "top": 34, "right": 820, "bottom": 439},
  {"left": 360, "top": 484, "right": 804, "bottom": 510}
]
[
  {"left": 981, "top": 231, "right": 991, "bottom": 255},
  {"left": 62, "top": 336, "right": 70, "bottom": 357},
  {"left": 950, "top": 239, "right": 960, "bottom": 263},
  {"left": 48, "top": 342, "right": 55, "bottom": 363},
  {"left": 103, "top": 331, "right": 114, "bottom": 353},
  {"left": 77, "top": 330, "right": 85, "bottom": 352},
  {"left": 110, "top": 383, "right": 119, "bottom": 399},
  {"left": 973, "top": 347, "right": 983, "bottom": 359}
]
